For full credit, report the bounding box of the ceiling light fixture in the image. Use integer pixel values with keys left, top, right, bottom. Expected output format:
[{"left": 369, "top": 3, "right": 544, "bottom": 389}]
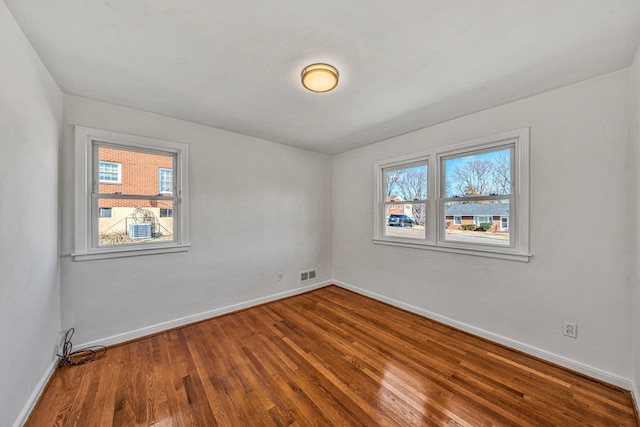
[{"left": 301, "top": 63, "right": 339, "bottom": 93}]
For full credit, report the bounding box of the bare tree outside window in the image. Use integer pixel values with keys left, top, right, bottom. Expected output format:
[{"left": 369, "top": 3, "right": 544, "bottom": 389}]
[
  {"left": 384, "top": 164, "right": 427, "bottom": 238},
  {"left": 395, "top": 166, "right": 427, "bottom": 225},
  {"left": 443, "top": 147, "right": 513, "bottom": 246},
  {"left": 374, "top": 128, "right": 529, "bottom": 260},
  {"left": 446, "top": 149, "right": 511, "bottom": 199}
]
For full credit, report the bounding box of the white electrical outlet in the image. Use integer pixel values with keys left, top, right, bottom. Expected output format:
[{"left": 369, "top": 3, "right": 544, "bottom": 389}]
[
  {"left": 278, "top": 272, "right": 283, "bottom": 281},
  {"left": 563, "top": 321, "right": 577, "bottom": 339}
]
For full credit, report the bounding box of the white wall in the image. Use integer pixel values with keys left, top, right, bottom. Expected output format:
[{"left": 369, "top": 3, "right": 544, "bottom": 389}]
[
  {"left": 332, "top": 70, "right": 633, "bottom": 383},
  {"left": 0, "top": 2, "right": 63, "bottom": 426},
  {"left": 631, "top": 46, "right": 640, "bottom": 400},
  {"left": 60, "top": 95, "right": 332, "bottom": 346}
]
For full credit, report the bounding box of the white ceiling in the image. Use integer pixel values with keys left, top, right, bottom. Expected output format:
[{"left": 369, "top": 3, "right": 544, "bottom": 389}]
[{"left": 5, "top": 1, "right": 640, "bottom": 154}]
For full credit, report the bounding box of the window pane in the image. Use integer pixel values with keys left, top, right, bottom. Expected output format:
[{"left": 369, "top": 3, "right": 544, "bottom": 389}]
[
  {"left": 98, "top": 207, "right": 112, "bottom": 218},
  {"left": 501, "top": 217, "right": 509, "bottom": 231},
  {"left": 385, "top": 203, "right": 426, "bottom": 239},
  {"left": 444, "top": 148, "right": 511, "bottom": 198},
  {"left": 99, "top": 161, "right": 121, "bottom": 183},
  {"left": 159, "top": 168, "right": 173, "bottom": 193},
  {"left": 384, "top": 163, "right": 427, "bottom": 202},
  {"left": 444, "top": 201, "right": 509, "bottom": 246},
  {"left": 98, "top": 146, "right": 174, "bottom": 196},
  {"left": 98, "top": 199, "right": 174, "bottom": 246}
]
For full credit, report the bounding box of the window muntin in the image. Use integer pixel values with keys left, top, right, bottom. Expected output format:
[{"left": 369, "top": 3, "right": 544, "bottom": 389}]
[
  {"left": 75, "top": 126, "right": 189, "bottom": 260},
  {"left": 373, "top": 128, "right": 529, "bottom": 261},
  {"left": 383, "top": 162, "right": 427, "bottom": 240},
  {"left": 159, "top": 168, "right": 173, "bottom": 194},
  {"left": 98, "top": 161, "right": 121, "bottom": 183}
]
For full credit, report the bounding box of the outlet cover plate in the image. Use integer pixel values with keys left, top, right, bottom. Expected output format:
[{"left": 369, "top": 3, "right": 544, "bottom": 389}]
[{"left": 563, "top": 321, "right": 577, "bottom": 339}]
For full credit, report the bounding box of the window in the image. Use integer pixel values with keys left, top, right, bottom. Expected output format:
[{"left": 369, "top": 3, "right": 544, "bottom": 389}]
[
  {"left": 98, "top": 161, "right": 121, "bottom": 183},
  {"left": 159, "top": 168, "right": 173, "bottom": 194},
  {"left": 501, "top": 217, "right": 509, "bottom": 231},
  {"left": 383, "top": 162, "right": 427, "bottom": 240},
  {"left": 98, "top": 208, "right": 112, "bottom": 218},
  {"left": 374, "top": 128, "right": 530, "bottom": 262},
  {"left": 74, "top": 126, "right": 189, "bottom": 260},
  {"left": 474, "top": 216, "right": 492, "bottom": 226}
]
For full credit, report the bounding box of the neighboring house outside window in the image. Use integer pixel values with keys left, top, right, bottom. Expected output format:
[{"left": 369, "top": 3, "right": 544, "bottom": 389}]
[
  {"left": 74, "top": 126, "right": 190, "bottom": 261},
  {"left": 474, "top": 216, "right": 492, "bottom": 226},
  {"left": 374, "top": 128, "right": 530, "bottom": 262},
  {"left": 385, "top": 196, "right": 416, "bottom": 219}
]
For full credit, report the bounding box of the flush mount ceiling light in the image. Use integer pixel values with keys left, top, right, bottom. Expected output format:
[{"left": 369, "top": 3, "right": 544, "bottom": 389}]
[{"left": 301, "top": 63, "right": 339, "bottom": 93}]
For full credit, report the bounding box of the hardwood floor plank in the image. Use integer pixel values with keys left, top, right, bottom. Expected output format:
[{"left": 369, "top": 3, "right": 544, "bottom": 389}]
[
  {"left": 25, "top": 285, "right": 639, "bottom": 426},
  {"left": 287, "top": 295, "right": 529, "bottom": 424}
]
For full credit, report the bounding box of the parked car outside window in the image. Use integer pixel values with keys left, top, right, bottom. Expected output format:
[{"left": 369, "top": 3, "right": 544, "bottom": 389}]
[{"left": 388, "top": 214, "right": 415, "bottom": 227}]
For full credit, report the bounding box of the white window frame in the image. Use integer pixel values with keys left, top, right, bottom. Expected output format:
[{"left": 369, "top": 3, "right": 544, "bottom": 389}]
[
  {"left": 373, "top": 128, "right": 530, "bottom": 262},
  {"left": 453, "top": 216, "right": 462, "bottom": 225},
  {"left": 74, "top": 126, "right": 190, "bottom": 261},
  {"left": 98, "top": 161, "right": 121, "bottom": 183}
]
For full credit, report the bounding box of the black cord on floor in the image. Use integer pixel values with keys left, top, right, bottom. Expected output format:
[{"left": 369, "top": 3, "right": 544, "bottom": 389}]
[{"left": 57, "top": 328, "right": 107, "bottom": 367}]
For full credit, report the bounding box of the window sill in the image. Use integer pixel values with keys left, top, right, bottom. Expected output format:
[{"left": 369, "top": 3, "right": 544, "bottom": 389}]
[
  {"left": 372, "top": 238, "right": 531, "bottom": 262},
  {"left": 72, "top": 244, "right": 190, "bottom": 261}
]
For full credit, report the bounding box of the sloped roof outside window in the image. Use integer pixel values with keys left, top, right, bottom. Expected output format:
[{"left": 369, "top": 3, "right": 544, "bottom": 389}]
[{"left": 445, "top": 204, "right": 509, "bottom": 217}]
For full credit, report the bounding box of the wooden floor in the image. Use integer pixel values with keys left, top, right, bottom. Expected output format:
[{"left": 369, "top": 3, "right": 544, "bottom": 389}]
[{"left": 27, "top": 285, "right": 638, "bottom": 426}]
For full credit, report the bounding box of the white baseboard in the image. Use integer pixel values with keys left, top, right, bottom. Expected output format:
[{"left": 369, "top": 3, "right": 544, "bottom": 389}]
[
  {"left": 12, "top": 359, "right": 57, "bottom": 427},
  {"left": 333, "top": 280, "right": 633, "bottom": 390},
  {"left": 19, "top": 279, "right": 635, "bottom": 427},
  {"left": 77, "top": 281, "right": 331, "bottom": 349},
  {"left": 632, "top": 381, "right": 640, "bottom": 419}
]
